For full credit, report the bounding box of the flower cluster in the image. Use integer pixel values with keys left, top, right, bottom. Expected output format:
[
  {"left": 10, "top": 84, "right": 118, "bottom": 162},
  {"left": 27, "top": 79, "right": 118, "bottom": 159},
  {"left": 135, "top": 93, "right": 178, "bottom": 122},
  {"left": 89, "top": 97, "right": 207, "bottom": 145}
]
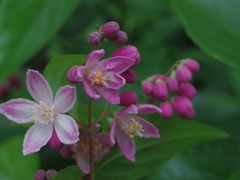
[{"left": 141, "top": 59, "right": 200, "bottom": 119}]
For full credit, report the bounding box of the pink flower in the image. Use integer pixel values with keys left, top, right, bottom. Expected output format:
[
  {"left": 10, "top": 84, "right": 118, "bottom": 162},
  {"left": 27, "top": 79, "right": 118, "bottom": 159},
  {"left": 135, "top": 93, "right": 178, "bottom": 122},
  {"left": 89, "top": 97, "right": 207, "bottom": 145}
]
[
  {"left": 0, "top": 70, "right": 79, "bottom": 155},
  {"left": 72, "top": 129, "right": 113, "bottom": 174},
  {"left": 76, "top": 49, "right": 134, "bottom": 104},
  {"left": 110, "top": 104, "right": 161, "bottom": 161}
]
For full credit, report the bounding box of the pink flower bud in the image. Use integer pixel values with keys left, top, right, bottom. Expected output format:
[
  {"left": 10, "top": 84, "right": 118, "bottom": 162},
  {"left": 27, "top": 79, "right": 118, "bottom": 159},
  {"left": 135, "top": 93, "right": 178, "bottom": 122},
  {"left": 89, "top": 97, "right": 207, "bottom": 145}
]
[
  {"left": 109, "top": 31, "right": 128, "bottom": 45},
  {"left": 100, "top": 21, "right": 120, "bottom": 38},
  {"left": 120, "top": 69, "right": 137, "bottom": 84},
  {"left": 8, "top": 74, "right": 22, "bottom": 89},
  {"left": 34, "top": 170, "right": 46, "bottom": 180},
  {"left": 178, "top": 83, "right": 196, "bottom": 100},
  {"left": 153, "top": 74, "right": 165, "bottom": 80},
  {"left": 87, "top": 31, "right": 102, "bottom": 46},
  {"left": 0, "top": 84, "right": 8, "bottom": 98},
  {"left": 141, "top": 81, "right": 153, "bottom": 95},
  {"left": 46, "top": 170, "right": 57, "bottom": 180},
  {"left": 160, "top": 101, "right": 173, "bottom": 119},
  {"left": 67, "top": 66, "right": 81, "bottom": 84},
  {"left": 48, "top": 130, "right": 64, "bottom": 150},
  {"left": 119, "top": 91, "right": 138, "bottom": 107},
  {"left": 110, "top": 45, "right": 140, "bottom": 69},
  {"left": 60, "top": 145, "right": 74, "bottom": 158},
  {"left": 167, "top": 77, "right": 180, "bottom": 93},
  {"left": 184, "top": 59, "right": 200, "bottom": 73},
  {"left": 176, "top": 66, "right": 192, "bottom": 83},
  {"left": 172, "top": 96, "right": 195, "bottom": 119},
  {"left": 153, "top": 80, "right": 168, "bottom": 101}
]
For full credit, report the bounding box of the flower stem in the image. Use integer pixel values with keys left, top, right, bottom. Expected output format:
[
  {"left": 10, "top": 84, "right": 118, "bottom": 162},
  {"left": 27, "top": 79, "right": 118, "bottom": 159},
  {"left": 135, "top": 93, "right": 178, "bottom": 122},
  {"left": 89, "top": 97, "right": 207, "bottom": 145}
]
[
  {"left": 164, "top": 60, "right": 181, "bottom": 77},
  {"left": 66, "top": 112, "right": 88, "bottom": 129},
  {"left": 93, "top": 102, "right": 110, "bottom": 126}
]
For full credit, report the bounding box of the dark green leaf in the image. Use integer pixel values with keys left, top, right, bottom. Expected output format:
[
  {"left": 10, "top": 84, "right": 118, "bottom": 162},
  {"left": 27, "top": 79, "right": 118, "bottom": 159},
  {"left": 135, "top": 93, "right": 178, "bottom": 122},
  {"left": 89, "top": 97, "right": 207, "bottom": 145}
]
[
  {"left": 52, "top": 166, "right": 84, "bottom": 180},
  {"left": 95, "top": 114, "right": 228, "bottom": 180},
  {"left": 172, "top": 0, "right": 240, "bottom": 69},
  {"left": 227, "top": 169, "right": 240, "bottom": 180}
]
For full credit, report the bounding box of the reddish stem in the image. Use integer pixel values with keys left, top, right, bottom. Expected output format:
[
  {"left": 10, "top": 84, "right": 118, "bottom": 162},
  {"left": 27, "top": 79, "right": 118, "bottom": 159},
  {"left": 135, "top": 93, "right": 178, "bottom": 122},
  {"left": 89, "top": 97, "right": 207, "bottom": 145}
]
[{"left": 88, "top": 98, "right": 94, "bottom": 180}]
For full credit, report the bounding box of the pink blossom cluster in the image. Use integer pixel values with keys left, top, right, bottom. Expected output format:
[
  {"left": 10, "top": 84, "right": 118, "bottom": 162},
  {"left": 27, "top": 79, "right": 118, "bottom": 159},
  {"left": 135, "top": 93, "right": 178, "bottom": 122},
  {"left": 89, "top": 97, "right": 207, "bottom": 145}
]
[
  {"left": 141, "top": 59, "right": 200, "bottom": 120},
  {"left": 87, "top": 21, "right": 128, "bottom": 47},
  {"left": 34, "top": 169, "right": 57, "bottom": 180}
]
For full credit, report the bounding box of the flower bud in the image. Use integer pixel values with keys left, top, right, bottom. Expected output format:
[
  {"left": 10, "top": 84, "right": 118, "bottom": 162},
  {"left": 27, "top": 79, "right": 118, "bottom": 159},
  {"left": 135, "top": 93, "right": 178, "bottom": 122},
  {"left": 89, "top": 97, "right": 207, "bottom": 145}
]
[
  {"left": 61, "top": 145, "right": 74, "bottom": 158},
  {"left": 176, "top": 66, "right": 192, "bottom": 83},
  {"left": 153, "top": 80, "right": 168, "bottom": 101},
  {"left": 153, "top": 74, "right": 165, "bottom": 80},
  {"left": 119, "top": 91, "right": 138, "bottom": 107},
  {"left": 110, "top": 45, "right": 140, "bottom": 69},
  {"left": 8, "top": 74, "right": 22, "bottom": 89},
  {"left": 178, "top": 83, "right": 196, "bottom": 100},
  {"left": 172, "top": 96, "right": 195, "bottom": 119},
  {"left": 167, "top": 77, "right": 180, "bottom": 93},
  {"left": 160, "top": 101, "right": 173, "bottom": 119},
  {"left": 141, "top": 81, "right": 153, "bottom": 95},
  {"left": 109, "top": 31, "right": 128, "bottom": 45},
  {"left": 87, "top": 31, "right": 102, "bottom": 46},
  {"left": 46, "top": 169, "right": 57, "bottom": 180},
  {"left": 48, "top": 130, "right": 64, "bottom": 150},
  {"left": 34, "top": 170, "right": 46, "bottom": 180},
  {"left": 67, "top": 66, "right": 81, "bottom": 84},
  {"left": 0, "top": 84, "right": 8, "bottom": 98},
  {"left": 100, "top": 21, "right": 120, "bottom": 38},
  {"left": 120, "top": 69, "right": 137, "bottom": 84},
  {"left": 184, "top": 59, "right": 200, "bottom": 73}
]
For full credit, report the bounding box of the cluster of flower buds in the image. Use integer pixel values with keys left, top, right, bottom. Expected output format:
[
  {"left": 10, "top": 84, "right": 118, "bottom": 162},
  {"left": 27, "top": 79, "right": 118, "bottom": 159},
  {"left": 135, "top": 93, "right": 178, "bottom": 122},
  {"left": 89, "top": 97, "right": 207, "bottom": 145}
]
[
  {"left": 141, "top": 58, "right": 200, "bottom": 120},
  {"left": 87, "top": 21, "right": 128, "bottom": 47},
  {"left": 34, "top": 169, "right": 57, "bottom": 180}
]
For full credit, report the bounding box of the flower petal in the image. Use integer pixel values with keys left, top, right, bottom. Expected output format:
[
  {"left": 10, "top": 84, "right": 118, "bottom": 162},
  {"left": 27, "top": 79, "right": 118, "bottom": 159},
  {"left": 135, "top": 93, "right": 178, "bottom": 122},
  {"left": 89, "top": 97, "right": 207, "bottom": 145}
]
[
  {"left": 85, "top": 49, "right": 105, "bottom": 67},
  {"left": 135, "top": 104, "right": 162, "bottom": 114},
  {"left": 27, "top": 69, "right": 53, "bottom": 105},
  {"left": 98, "top": 57, "right": 135, "bottom": 74},
  {"left": 109, "top": 120, "right": 116, "bottom": 145},
  {"left": 54, "top": 85, "right": 76, "bottom": 113},
  {"left": 115, "top": 121, "right": 135, "bottom": 161},
  {"left": 104, "top": 72, "right": 125, "bottom": 90},
  {"left": 23, "top": 124, "right": 53, "bottom": 155},
  {"left": 54, "top": 114, "right": 79, "bottom": 144},
  {"left": 116, "top": 104, "right": 138, "bottom": 117},
  {"left": 82, "top": 80, "right": 100, "bottom": 100},
  {"left": 73, "top": 143, "right": 90, "bottom": 174},
  {"left": 134, "top": 116, "right": 160, "bottom": 138},
  {"left": 0, "top": 98, "right": 36, "bottom": 123},
  {"left": 96, "top": 87, "right": 120, "bottom": 104}
]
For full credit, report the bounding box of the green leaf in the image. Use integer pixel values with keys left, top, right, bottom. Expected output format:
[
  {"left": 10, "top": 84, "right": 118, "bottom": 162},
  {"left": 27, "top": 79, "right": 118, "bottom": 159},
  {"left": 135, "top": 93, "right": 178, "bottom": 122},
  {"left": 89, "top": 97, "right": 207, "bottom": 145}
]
[
  {"left": 228, "top": 68, "right": 240, "bottom": 96},
  {"left": 0, "top": 0, "right": 81, "bottom": 81},
  {"left": 94, "top": 114, "right": 228, "bottom": 180},
  {"left": 52, "top": 166, "right": 84, "bottom": 180},
  {"left": 0, "top": 136, "right": 39, "bottom": 180},
  {"left": 227, "top": 169, "right": 240, "bottom": 180},
  {"left": 172, "top": 0, "right": 240, "bottom": 70}
]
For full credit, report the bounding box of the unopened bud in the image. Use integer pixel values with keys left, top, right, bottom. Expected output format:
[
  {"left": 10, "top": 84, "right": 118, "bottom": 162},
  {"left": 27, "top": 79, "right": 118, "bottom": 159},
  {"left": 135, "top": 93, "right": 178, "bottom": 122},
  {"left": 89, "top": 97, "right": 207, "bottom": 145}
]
[
  {"left": 109, "top": 31, "right": 128, "bottom": 45},
  {"left": 8, "top": 75, "right": 22, "bottom": 89},
  {"left": 48, "top": 130, "right": 64, "bottom": 150},
  {"left": 153, "top": 80, "right": 168, "bottom": 101},
  {"left": 120, "top": 69, "right": 137, "bottom": 84},
  {"left": 119, "top": 91, "right": 138, "bottom": 107},
  {"left": 160, "top": 101, "right": 173, "bottom": 119},
  {"left": 100, "top": 21, "right": 120, "bottom": 38},
  {"left": 167, "top": 77, "right": 180, "bottom": 93},
  {"left": 141, "top": 81, "right": 153, "bottom": 95},
  {"left": 172, "top": 96, "right": 195, "bottom": 119},
  {"left": 46, "top": 169, "right": 57, "bottom": 180},
  {"left": 87, "top": 31, "right": 102, "bottom": 46},
  {"left": 34, "top": 170, "right": 46, "bottom": 180},
  {"left": 0, "top": 84, "right": 8, "bottom": 98},
  {"left": 60, "top": 145, "right": 74, "bottom": 158},
  {"left": 184, "top": 59, "right": 200, "bottom": 73},
  {"left": 67, "top": 66, "right": 82, "bottom": 84},
  {"left": 110, "top": 45, "right": 140, "bottom": 69},
  {"left": 178, "top": 83, "right": 196, "bottom": 100},
  {"left": 176, "top": 66, "right": 192, "bottom": 83}
]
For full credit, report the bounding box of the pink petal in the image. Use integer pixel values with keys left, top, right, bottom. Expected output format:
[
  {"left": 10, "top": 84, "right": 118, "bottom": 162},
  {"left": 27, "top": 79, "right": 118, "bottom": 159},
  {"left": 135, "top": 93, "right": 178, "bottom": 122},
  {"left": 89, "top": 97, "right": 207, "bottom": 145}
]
[
  {"left": 54, "top": 85, "right": 76, "bottom": 113},
  {"left": 74, "top": 144, "right": 90, "bottom": 174},
  {"left": 54, "top": 114, "right": 79, "bottom": 144},
  {"left": 117, "top": 104, "right": 138, "bottom": 117},
  {"left": 104, "top": 73, "right": 125, "bottom": 90},
  {"left": 85, "top": 49, "right": 105, "bottom": 67},
  {"left": 0, "top": 98, "right": 36, "bottom": 123},
  {"left": 98, "top": 57, "right": 134, "bottom": 74},
  {"left": 96, "top": 88, "right": 120, "bottom": 104},
  {"left": 27, "top": 70, "right": 53, "bottom": 105},
  {"left": 115, "top": 121, "right": 135, "bottom": 161},
  {"left": 134, "top": 116, "right": 160, "bottom": 138},
  {"left": 82, "top": 80, "right": 100, "bottom": 100},
  {"left": 23, "top": 124, "right": 53, "bottom": 155},
  {"left": 109, "top": 120, "right": 116, "bottom": 145},
  {"left": 135, "top": 104, "right": 162, "bottom": 114}
]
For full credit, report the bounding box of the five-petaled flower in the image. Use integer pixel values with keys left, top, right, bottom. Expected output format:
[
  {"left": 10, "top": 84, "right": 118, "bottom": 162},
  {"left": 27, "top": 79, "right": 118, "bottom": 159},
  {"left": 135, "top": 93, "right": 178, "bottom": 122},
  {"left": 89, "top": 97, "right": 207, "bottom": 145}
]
[
  {"left": 75, "top": 49, "right": 135, "bottom": 104},
  {"left": 0, "top": 70, "right": 79, "bottom": 155},
  {"left": 110, "top": 104, "right": 161, "bottom": 161}
]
